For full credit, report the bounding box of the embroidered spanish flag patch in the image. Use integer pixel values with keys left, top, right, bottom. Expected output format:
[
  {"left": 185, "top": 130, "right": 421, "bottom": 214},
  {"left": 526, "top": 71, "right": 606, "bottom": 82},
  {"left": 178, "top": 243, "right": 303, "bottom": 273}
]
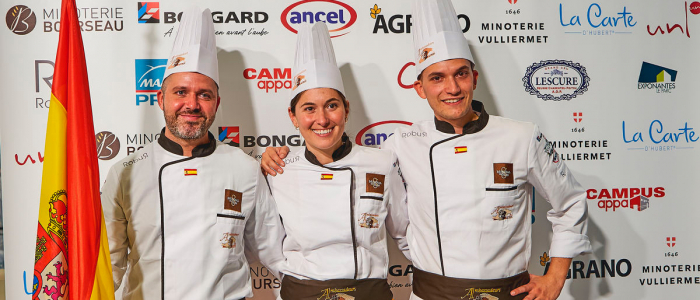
[
  {"left": 320, "top": 174, "right": 333, "bottom": 180},
  {"left": 184, "top": 169, "right": 197, "bottom": 176},
  {"left": 454, "top": 146, "right": 468, "bottom": 154}
]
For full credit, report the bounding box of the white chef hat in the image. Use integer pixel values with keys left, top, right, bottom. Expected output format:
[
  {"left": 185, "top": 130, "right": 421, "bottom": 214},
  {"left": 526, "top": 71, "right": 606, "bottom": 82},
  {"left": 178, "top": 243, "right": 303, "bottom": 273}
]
[
  {"left": 162, "top": 6, "right": 219, "bottom": 86},
  {"left": 412, "top": 0, "right": 474, "bottom": 77},
  {"left": 290, "top": 22, "right": 345, "bottom": 100}
]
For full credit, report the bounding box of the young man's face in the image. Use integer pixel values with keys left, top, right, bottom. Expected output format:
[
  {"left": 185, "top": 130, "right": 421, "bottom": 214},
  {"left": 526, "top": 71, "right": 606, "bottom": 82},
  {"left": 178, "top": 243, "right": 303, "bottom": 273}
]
[
  {"left": 157, "top": 72, "right": 220, "bottom": 141},
  {"left": 413, "top": 58, "right": 479, "bottom": 125}
]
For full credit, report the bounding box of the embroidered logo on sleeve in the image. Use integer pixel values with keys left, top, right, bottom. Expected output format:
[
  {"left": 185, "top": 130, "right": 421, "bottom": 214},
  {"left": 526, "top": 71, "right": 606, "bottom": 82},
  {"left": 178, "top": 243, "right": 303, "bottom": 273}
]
[
  {"left": 359, "top": 213, "right": 379, "bottom": 229},
  {"left": 224, "top": 189, "right": 242, "bottom": 213},
  {"left": 491, "top": 205, "right": 514, "bottom": 221},
  {"left": 220, "top": 233, "right": 238, "bottom": 249},
  {"left": 493, "top": 163, "right": 514, "bottom": 184},
  {"left": 321, "top": 173, "right": 334, "bottom": 180},
  {"left": 366, "top": 173, "right": 385, "bottom": 194}
]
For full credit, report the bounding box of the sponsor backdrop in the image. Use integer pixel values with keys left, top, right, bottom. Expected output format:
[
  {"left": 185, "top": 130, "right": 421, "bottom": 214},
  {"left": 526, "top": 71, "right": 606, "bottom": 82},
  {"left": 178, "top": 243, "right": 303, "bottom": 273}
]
[{"left": 2, "top": 0, "right": 699, "bottom": 299}]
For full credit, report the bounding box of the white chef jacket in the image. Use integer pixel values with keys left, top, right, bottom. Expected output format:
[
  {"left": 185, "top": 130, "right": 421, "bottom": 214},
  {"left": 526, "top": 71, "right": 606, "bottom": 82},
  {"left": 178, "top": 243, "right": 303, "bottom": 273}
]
[
  {"left": 266, "top": 137, "right": 409, "bottom": 281},
  {"left": 101, "top": 131, "right": 285, "bottom": 300},
  {"left": 382, "top": 101, "right": 591, "bottom": 280}
]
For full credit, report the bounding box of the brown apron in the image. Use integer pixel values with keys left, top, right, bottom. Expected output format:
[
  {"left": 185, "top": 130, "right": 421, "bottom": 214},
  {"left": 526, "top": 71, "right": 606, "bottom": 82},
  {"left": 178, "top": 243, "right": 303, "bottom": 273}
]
[
  {"left": 280, "top": 275, "right": 393, "bottom": 300},
  {"left": 412, "top": 268, "right": 530, "bottom": 300}
]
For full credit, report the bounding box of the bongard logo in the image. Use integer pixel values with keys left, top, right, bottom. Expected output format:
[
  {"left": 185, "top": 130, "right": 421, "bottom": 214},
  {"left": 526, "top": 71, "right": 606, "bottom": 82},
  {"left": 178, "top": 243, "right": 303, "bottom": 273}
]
[{"left": 6, "top": 5, "right": 36, "bottom": 35}]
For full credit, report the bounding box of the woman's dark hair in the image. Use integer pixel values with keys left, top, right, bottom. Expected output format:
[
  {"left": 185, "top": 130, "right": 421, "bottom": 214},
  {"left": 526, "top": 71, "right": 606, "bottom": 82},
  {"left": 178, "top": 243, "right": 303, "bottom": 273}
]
[{"left": 289, "top": 88, "right": 348, "bottom": 114}]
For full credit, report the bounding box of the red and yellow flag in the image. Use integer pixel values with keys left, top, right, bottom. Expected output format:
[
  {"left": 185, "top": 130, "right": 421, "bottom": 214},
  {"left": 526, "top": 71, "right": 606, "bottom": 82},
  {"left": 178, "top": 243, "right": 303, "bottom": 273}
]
[{"left": 33, "top": 0, "right": 115, "bottom": 299}]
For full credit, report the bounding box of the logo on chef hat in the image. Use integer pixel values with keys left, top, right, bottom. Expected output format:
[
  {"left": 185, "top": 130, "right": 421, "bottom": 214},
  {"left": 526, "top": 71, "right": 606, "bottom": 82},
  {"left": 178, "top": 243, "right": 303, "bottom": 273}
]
[
  {"left": 167, "top": 53, "right": 188, "bottom": 69},
  {"left": 292, "top": 70, "right": 307, "bottom": 90},
  {"left": 418, "top": 42, "right": 435, "bottom": 63}
]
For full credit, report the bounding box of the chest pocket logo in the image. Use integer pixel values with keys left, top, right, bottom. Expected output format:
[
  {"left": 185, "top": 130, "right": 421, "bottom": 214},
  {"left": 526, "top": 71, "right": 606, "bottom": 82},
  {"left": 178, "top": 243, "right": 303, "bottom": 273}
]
[
  {"left": 366, "top": 173, "right": 385, "bottom": 194},
  {"left": 493, "top": 163, "right": 514, "bottom": 184},
  {"left": 224, "top": 189, "right": 243, "bottom": 213}
]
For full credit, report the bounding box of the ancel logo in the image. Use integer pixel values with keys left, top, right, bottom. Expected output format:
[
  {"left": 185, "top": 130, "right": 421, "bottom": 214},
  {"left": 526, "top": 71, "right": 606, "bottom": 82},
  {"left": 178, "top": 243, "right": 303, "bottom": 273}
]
[{"left": 281, "top": 0, "right": 357, "bottom": 38}]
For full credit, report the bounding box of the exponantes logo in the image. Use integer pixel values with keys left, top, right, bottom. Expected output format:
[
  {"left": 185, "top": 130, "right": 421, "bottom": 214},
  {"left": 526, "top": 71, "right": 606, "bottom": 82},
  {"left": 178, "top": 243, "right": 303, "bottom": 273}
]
[
  {"left": 243, "top": 68, "right": 292, "bottom": 93},
  {"left": 587, "top": 187, "right": 665, "bottom": 212},
  {"left": 281, "top": 0, "right": 357, "bottom": 38},
  {"left": 356, "top": 120, "right": 413, "bottom": 147}
]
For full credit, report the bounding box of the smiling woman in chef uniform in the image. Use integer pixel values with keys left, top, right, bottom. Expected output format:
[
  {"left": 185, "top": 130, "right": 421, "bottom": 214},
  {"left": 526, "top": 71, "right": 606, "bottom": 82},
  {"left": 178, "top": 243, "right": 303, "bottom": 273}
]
[{"left": 265, "top": 22, "right": 410, "bottom": 300}]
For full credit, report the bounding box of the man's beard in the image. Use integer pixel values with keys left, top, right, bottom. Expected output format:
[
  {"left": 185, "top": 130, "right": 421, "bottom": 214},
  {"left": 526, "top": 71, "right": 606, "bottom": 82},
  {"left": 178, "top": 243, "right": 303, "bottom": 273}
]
[{"left": 164, "top": 109, "right": 215, "bottom": 140}]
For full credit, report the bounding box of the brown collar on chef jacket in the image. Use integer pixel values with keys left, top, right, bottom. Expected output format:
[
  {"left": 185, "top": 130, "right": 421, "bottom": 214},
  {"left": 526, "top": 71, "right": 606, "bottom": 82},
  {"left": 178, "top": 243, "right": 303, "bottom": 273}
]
[
  {"left": 157, "top": 127, "right": 217, "bottom": 157},
  {"left": 434, "top": 100, "right": 490, "bottom": 134},
  {"left": 305, "top": 133, "right": 353, "bottom": 167}
]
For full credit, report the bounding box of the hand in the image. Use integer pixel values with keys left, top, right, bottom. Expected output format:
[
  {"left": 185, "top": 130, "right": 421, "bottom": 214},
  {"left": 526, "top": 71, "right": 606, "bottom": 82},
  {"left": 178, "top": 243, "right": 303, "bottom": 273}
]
[
  {"left": 510, "top": 273, "right": 565, "bottom": 300},
  {"left": 260, "top": 146, "right": 290, "bottom": 176}
]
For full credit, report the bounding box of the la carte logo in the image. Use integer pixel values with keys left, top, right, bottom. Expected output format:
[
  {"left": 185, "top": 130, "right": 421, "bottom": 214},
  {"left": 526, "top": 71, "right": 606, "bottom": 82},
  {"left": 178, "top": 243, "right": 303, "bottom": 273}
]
[
  {"left": 368, "top": 177, "right": 382, "bottom": 189},
  {"left": 496, "top": 167, "right": 511, "bottom": 179}
]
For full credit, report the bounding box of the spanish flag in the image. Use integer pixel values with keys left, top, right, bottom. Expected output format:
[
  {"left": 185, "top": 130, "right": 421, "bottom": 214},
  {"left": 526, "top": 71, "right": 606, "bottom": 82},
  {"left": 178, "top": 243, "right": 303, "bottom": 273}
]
[
  {"left": 184, "top": 169, "right": 198, "bottom": 176},
  {"left": 321, "top": 173, "right": 334, "bottom": 180},
  {"left": 454, "top": 146, "right": 468, "bottom": 154},
  {"left": 33, "top": 0, "right": 114, "bottom": 299}
]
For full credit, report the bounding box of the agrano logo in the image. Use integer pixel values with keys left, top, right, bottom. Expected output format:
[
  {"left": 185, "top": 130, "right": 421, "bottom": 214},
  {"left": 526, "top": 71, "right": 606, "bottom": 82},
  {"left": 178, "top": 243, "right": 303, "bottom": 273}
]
[
  {"left": 356, "top": 120, "right": 413, "bottom": 146},
  {"left": 6, "top": 5, "right": 36, "bottom": 35},
  {"left": 281, "top": 0, "right": 357, "bottom": 38}
]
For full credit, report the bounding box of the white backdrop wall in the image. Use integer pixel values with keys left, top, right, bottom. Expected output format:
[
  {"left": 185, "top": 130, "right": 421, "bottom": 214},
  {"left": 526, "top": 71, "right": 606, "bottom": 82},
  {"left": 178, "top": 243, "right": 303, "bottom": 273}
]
[{"left": 2, "top": 0, "right": 699, "bottom": 299}]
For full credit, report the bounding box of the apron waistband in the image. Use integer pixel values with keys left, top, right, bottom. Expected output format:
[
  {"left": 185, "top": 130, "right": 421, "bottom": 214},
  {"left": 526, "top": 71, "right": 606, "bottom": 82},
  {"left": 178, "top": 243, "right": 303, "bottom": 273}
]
[
  {"left": 412, "top": 268, "right": 530, "bottom": 300},
  {"left": 280, "top": 275, "right": 393, "bottom": 300}
]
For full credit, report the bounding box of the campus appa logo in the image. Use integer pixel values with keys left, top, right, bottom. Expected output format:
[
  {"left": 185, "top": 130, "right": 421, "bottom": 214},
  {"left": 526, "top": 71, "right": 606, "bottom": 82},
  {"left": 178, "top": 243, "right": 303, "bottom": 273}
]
[
  {"left": 281, "top": 0, "right": 357, "bottom": 38},
  {"left": 137, "top": 2, "right": 160, "bottom": 23},
  {"left": 637, "top": 62, "right": 677, "bottom": 93},
  {"left": 523, "top": 60, "right": 590, "bottom": 101},
  {"left": 355, "top": 120, "right": 413, "bottom": 147},
  {"left": 135, "top": 59, "right": 167, "bottom": 106},
  {"left": 243, "top": 68, "right": 292, "bottom": 93},
  {"left": 6, "top": 5, "right": 36, "bottom": 35}
]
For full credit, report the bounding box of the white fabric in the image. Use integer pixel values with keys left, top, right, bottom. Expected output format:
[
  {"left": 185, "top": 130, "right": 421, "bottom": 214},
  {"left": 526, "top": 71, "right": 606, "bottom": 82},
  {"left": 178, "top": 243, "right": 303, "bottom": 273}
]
[
  {"left": 266, "top": 145, "right": 409, "bottom": 280},
  {"left": 101, "top": 137, "right": 285, "bottom": 299},
  {"left": 290, "top": 22, "right": 345, "bottom": 99},
  {"left": 163, "top": 6, "right": 220, "bottom": 85},
  {"left": 382, "top": 116, "right": 591, "bottom": 279},
  {"left": 412, "top": 0, "right": 474, "bottom": 76}
]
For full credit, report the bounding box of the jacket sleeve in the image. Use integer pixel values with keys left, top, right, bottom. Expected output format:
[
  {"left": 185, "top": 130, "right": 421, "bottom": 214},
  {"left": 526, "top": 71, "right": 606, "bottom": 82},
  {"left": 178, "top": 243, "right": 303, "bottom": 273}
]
[
  {"left": 100, "top": 165, "right": 129, "bottom": 289},
  {"left": 527, "top": 125, "right": 592, "bottom": 258},
  {"left": 243, "top": 171, "right": 286, "bottom": 280},
  {"left": 383, "top": 150, "right": 411, "bottom": 261}
]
